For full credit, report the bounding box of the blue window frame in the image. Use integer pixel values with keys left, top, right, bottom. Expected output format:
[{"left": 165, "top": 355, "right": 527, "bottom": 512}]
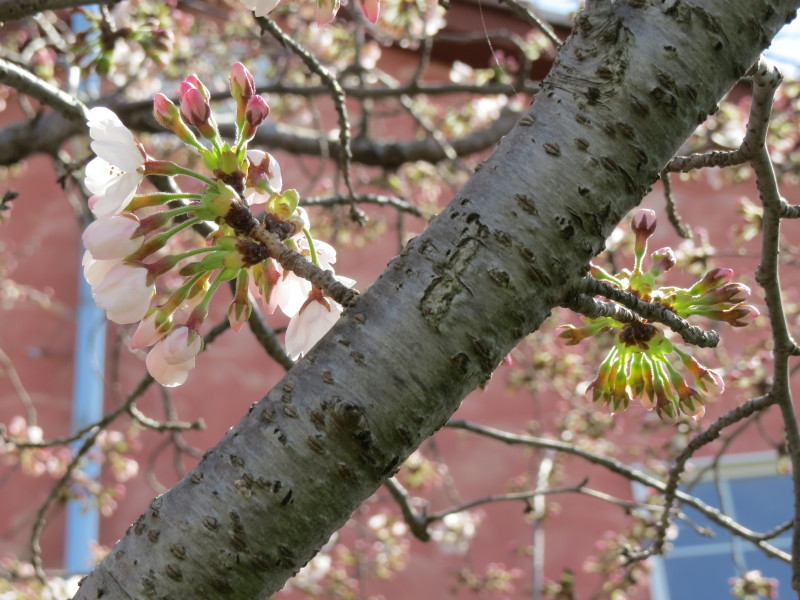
[{"left": 647, "top": 454, "right": 792, "bottom": 600}]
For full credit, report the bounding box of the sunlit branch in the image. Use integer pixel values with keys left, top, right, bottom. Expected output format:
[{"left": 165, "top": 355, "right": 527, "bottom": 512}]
[
  {"left": 496, "top": 0, "right": 563, "bottom": 49},
  {"left": 664, "top": 57, "right": 780, "bottom": 175},
  {"left": 0, "top": 56, "right": 87, "bottom": 122},
  {"left": 745, "top": 57, "right": 800, "bottom": 592}
]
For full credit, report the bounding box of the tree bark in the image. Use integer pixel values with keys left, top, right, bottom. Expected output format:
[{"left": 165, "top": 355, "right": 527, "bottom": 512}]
[{"left": 74, "top": 1, "right": 799, "bottom": 598}]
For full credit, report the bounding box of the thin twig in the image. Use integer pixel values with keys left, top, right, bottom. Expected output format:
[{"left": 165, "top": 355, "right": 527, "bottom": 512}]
[
  {"left": 661, "top": 170, "right": 692, "bottom": 239},
  {"left": 446, "top": 419, "right": 790, "bottom": 563},
  {"left": 256, "top": 16, "right": 364, "bottom": 223},
  {"left": 301, "top": 193, "right": 424, "bottom": 218},
  {"left": 625, "top": 393, "right": 776, "bottom": 563}
]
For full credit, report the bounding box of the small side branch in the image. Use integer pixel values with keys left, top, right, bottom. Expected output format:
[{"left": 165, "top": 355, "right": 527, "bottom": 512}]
[
  {"left": 625, "top": 393, "right": 776, "bottom": 563},
  {"left": 446, "top": 419, "right": 789, "bottom": 563},
  {"left": 301, "top": 193, "right": 424, "bottom": 218},
  {"left": 568, "top": 278, "right": 720, "bottom": 348}
]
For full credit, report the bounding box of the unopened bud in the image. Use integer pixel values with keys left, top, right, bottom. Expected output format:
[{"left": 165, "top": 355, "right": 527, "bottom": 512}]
[{"left": 230, "top": 63, "right": 256, "bottom": 105}]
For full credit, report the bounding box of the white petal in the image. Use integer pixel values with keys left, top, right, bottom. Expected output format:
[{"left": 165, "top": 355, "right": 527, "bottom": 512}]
[
  {"left": 240, "top": 0, "right": 281, "bottom": 16},
  {"left": 146, "top": 343, "right": 194, "bottom": 387},
  {"left": 274, "top": 272, "right": 311, "bottom": 317},
  {"left": 82, "top": 214, "right": 142, "bottom": 260},
  {"left": 285, "top": 299, "right": 341, "bottom": 359}
]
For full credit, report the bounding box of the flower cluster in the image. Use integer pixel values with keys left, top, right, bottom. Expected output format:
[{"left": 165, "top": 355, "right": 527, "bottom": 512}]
[
  {"left": 558, "top": 209, "right": 759, "bottom": 420},
  {"left": 241, "top": 0, "right": 379, "bottom": 26},
  {"left": 82, "top": 64, "right": 353, "bottom": 386}
]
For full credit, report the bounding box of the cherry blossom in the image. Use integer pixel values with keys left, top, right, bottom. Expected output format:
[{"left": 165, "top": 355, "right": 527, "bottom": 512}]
[
  {"left": 145, "top": 342, "right": 195, "bottom": 388},
  {"left": 84, "top": 107, "right": 146, "bottom": 217},
  {"left": 82, "top": 213, "right": 143, "bottom": 260},
  {"left": 159, "top": 326, "right": 203, "bottom": 364},
  {"left": 240, "top": 0, "right": 281, "bottom": 18},
  {"left": 285, "top": 278, "right": 355, "bottom": 359},
  {"left": 244, "top": 149, "right": 282, "bottom": 206},
  {"left": 91, "top": 262, "right": 155, "bottom": 324},
  {"left": 130, "top": 311, "right": 171, "bottom": 349}
]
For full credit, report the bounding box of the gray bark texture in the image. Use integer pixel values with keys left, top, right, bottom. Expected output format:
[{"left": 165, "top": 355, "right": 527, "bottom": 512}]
[{"left": 73, "top": 1, "right": 800, "bottom": 598}]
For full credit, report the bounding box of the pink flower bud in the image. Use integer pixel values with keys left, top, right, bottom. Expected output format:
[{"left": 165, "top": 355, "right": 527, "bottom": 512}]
[
  {"left": 227, "top": 297, "right": 252, "bottom": 332},
  {"left": 82, "top": 213, "right": 143, "bottom": 260},
  {"left": 245, "top": 95, "right": 270, "bottom": 128},
  {"left": 726, "top": 304, "right": 760, "bottom": 327},
  {"left": 706, "top": 282, "right": 751, "bottom": 305},
  {"left": 632, "top": 209, "right": 656, "bottom": 266},
  {"left": 689, "top": 267, "right": 734, "bottom": 295},
  {"left": 183, "top": 74, "right": 210, "bottom": 101},
  {"left": 230, "top": 63, "right": 256, "bottom": 104},
  {"left": 632, "top": 209, "right": 657, "bottom": 237},
  {"left": 130, "top": 310, "right": 171, "bottom": 349},
  {"left": 153, "top": 93, "right": 178, "bottom": 129},
  {"left": 180, "top": 84, "right": 211, "bottom": 127},
  {"left": 146, "top": 341, "right": 195, "bottom": 387},
  {"left": 649, "top": 247, "right": 675, "bottom": 275},
  {"left": 356, "top": 0, "right": 380, "bottom": 22}
]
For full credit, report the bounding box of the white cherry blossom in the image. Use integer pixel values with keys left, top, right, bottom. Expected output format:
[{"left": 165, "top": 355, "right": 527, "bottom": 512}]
[
  {"left": 92, "top": 262, "right": 155, "bottom": 324},
  {"left": 82, "top": 213, "right": 143, "bottom": 260},
  {"left": 285, "top": 277, "right": 355, "bottom": 359},
  {"left": 159, "top": 326, "right": 203, "bottom": 365},
  {"left": 146, "top": 342, "right": 195, "bottom": 387},
  {"left": 240, "top": 0, "right": 281, "bottom": 17},
  {"left": 84, "top": 107, "right": 145, "bottom": 217},
  {"left": 244, "top": 149, "right": 282, "bottom": 206}
]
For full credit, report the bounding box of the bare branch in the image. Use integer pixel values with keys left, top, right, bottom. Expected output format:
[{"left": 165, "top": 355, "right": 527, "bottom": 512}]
[
  {"left": 625, "top": 393, "right": 776, "bottom": 563},
  {"left": 495, "top": 0, "right": 563, "bottom": 48},
  {"left": 661, "top": 170, "right": 692, "bottom": 239},
  {"left": 256, "top": 16, "right": 364, "bottom": 223},
  {"left": 247, "top": 309, "right": 294, "bottom": 371},
  {"left": 384, "top": 477, "right": 430, "bottom": 541},
  {"left": 301, "top": 193, "right": 424, "bottom": 218},
  {"left": 745, "top": 57, "right": 800, "bottom": 591},
  {"left": 446, "top": 419, "right": 790, "bottom": 563}
]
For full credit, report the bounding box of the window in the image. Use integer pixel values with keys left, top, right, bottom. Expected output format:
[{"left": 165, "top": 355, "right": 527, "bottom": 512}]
[{"left": 645, "top": 453, "right": 792, "bottom": 600}]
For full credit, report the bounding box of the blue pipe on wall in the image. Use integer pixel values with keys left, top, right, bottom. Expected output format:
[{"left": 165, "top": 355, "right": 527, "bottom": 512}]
[{"left": 65, "top": 6, "right": 106, "bottom": 575}]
